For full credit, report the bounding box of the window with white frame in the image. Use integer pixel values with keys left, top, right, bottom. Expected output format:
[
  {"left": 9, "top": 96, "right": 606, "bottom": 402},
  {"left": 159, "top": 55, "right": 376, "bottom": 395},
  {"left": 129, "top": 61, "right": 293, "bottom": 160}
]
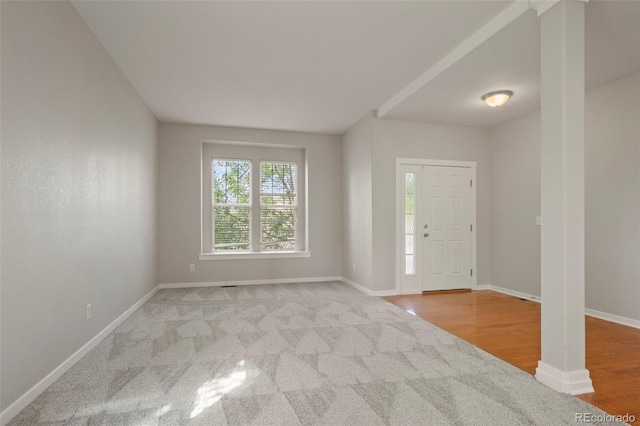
[
  {"left": 212, "top": 159, "right": 252, "bottom": 251},
  {"left": 405, "top": 172, "right": 416, "bottom": 275},
  {"left": 202, "top": 143, "right": 306, "bottom": 257},
  {"left": 260, "top": 162, "right": 298, "bottom": 250}
]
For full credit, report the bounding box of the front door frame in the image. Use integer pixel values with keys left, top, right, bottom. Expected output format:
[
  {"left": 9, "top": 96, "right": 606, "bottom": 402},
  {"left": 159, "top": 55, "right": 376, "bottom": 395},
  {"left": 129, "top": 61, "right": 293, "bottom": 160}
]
[{"left": 395, "top": 158, "right": 477, "bottom": 295}]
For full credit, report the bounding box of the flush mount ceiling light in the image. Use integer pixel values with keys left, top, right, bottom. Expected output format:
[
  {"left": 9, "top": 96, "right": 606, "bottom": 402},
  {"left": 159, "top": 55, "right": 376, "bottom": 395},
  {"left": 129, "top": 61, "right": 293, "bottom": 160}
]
[{"left": 482, "top": 90, "right": 513, "bottom": 107}]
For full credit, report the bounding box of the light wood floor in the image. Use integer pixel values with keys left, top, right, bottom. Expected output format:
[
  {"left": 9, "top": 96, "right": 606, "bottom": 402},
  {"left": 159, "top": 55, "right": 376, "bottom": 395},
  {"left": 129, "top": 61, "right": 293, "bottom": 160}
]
[{"left": 384, "top": 290, "right": 640, "bottom": 425}]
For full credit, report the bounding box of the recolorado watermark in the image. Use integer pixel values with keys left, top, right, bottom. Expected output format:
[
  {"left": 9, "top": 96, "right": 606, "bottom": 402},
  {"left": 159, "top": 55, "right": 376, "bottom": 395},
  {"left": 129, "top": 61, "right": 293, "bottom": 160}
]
[{"left": 575, "top": 413, "right": 635, "bottom": 423}]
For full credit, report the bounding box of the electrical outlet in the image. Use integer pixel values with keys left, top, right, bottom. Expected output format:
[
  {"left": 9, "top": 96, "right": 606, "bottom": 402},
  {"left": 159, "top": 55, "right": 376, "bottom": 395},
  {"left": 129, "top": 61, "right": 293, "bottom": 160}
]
[
  {"left": 189, "top": 264, "right": 195, "bottom": 272},
  {"left": 86, "top": 304, "right": 92, "bottom": 320},
  {"left": 352, "top": 263, "right": 356, "bottom": 272}
]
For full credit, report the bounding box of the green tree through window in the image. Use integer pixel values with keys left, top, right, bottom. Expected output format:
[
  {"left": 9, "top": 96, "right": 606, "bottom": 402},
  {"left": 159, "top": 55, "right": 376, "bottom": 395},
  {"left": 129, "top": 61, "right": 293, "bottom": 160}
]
[
  {"left": 260, "top": 162, "right": 297, "bottom": 250},
  {"left": 212, "top": 159, "right": 251, "bottom": 250},
  {"left": 212, "top": 159, "right": 298, "bottom": 252}
]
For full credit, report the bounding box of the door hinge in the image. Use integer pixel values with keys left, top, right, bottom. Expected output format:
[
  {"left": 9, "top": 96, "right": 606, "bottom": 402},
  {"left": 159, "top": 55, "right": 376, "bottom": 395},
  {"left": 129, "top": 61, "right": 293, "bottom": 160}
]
[
  {"left": 470, "top": 180, "right": 473, "bottom": 187},
  {"left": 470, "top": 224, "right": 473, "bottom": 232},
  {"left": 470, "top": 269, "right": 473, "bottom": 277}
]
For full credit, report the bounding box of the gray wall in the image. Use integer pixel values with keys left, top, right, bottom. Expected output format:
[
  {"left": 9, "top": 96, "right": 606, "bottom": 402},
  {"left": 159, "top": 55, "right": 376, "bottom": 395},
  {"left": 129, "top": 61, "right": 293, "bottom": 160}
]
[
  {"left": 341, "top": 113, "right": 374, "bottom": 287},
  {"left": 489, "top": 71, "right": 640, "bottom": 320},
  {"left": 1, "top": 1, "right": 158, "bottom": 411},
  {"left": 585, "top": 72, "right": 639, "bottom": 320},
  {"left": 158, "top": 123, "right": 342, "bottom": 284},
  {"left": 372, "top": 119, "right": 492, "bottom": 291},
  {"left": 489, "top": 111, "right": 541, "bottom": 296}
]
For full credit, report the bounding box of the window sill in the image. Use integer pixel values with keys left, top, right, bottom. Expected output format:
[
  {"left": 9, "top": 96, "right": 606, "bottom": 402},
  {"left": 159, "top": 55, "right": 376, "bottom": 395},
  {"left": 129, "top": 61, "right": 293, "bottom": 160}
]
[{"left": 198, "top": 251, "right": 311, "bottom": 261}]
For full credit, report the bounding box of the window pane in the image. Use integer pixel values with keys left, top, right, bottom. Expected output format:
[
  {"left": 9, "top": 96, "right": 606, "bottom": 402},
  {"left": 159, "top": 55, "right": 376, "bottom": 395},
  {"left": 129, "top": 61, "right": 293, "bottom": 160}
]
[
  {"left": 405, "top": 234, "right": 414, "bottom": 255},
  {"left": 406, "top": 193, "right": 414, "bottom": 214},
  {"left": 260, "top": 161, "right": 297, "bottom": 251},
  {"left": 405, "top": 214, "right": 414, "bottom": 234},
  {"left": 406, "top": 255, "right": 415, "bottom": 275},
  {"left": 260, "top": 194, "right": 296, "bottom": 206},
  {"left": 260, "top": 162, "right": 296, "bottom": 204},
  {"left": 212, "top": 159, "right": 251, "bottom": 205},
  {"left": 214, "top": 206, "right": 250, "bottom": 250},
  {"left": 405, "top": 173, "right": 416, "bottom": 276},
  {"left": 261, "top": 207, "right": 296, "bottom": 250},
  {"left": 406, "top": 173, "right": 414, "bottom": 194}
]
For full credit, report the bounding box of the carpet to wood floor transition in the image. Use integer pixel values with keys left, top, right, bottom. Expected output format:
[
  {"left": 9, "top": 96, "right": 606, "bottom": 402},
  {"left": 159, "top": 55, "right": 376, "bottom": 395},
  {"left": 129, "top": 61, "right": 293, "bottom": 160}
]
[{"left": 9, "top": 282, "right": 614, "bottom": 425}]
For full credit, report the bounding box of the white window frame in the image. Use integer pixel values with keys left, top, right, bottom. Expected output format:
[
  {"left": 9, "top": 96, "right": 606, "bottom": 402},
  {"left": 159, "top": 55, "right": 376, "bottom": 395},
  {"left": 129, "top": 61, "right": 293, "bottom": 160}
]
[
  {"left": 259, "top": 160, "right": 299, "bottom": 252},
  {"left": 211, "top": 157, "right": 253, "bottom": 252},
  {"left": 200, "top": 141, "right": 310, "bottom": 260}
]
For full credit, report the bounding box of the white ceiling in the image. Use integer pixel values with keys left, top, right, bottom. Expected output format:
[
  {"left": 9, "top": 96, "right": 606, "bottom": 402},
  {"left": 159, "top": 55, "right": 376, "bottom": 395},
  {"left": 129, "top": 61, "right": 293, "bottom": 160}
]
[
  {"left": 72, "top": 0, "right": 639, "bottom": 134},
  {"left": 71, "top": 0, "right": 511, "bottom": 134},
  {"left": 383, "top": 0, "right": 640, "bottom": 128}
]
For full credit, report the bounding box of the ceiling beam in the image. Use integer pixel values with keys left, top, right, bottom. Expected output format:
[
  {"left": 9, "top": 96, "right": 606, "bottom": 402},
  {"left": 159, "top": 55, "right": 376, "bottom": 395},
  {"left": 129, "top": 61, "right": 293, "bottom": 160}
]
[
  {"left": 529, "top": 0, "right": 562, "bottom": 17},
  {"left": 376, "top": 0, "right": 531, "bottom": 118},
  {"left": 530, "top": 0, "right": 588, "bottom": 17}
]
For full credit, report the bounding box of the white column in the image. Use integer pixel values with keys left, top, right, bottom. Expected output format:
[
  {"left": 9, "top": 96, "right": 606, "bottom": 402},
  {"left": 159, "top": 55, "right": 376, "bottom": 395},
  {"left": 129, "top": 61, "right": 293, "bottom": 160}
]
[{"left": 535, "top": 0, "right": 594, "bottom": 395}]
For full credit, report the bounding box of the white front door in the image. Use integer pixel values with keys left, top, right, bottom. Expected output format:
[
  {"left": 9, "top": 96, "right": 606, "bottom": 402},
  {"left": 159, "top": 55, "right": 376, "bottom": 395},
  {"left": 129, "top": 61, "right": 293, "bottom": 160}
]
[{"left": 422, "top": 166, "right": 472, "bottom": 291}]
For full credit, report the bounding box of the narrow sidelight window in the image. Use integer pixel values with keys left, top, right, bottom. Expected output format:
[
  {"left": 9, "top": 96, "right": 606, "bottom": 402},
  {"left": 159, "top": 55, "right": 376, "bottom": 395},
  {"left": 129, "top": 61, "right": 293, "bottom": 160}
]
[{"left": 405, "top": 173, "right": 416, "bottom": 275}]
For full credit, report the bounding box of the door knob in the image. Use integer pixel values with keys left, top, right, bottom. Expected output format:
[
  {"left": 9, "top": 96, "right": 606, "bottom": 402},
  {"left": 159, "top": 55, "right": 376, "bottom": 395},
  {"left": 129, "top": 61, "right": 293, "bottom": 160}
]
[{"left": 424, "top": 233, "right": 429, "bottom": 237}]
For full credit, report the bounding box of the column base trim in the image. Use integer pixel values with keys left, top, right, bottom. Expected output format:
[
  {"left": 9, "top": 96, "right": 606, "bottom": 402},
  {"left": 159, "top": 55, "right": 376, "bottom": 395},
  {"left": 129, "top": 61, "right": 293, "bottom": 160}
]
[{"left": 535, "top": 361, "right": 594, "bottom": 395}]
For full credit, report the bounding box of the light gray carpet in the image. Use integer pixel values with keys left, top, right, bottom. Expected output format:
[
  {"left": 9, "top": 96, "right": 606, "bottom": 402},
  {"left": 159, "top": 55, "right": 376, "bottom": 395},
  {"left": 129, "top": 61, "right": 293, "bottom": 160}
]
[{"left": 10, "top": 282, "right": 615, "bottom": 425}]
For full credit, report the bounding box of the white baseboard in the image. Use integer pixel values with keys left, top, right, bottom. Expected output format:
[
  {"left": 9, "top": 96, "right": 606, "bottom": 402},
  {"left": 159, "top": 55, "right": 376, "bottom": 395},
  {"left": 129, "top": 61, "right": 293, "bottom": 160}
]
[
  {"left": 399, "top": 290, "right": 423, "bottom": 295},
  {"left": 341, "top": 277, "right": 375, "bottom": 296},
  {"left": 584, "top": 308, "right": 640, "bottom": 329},
  {"left": 375, "top": 290, "right": 399, "bottom": 296},
  {"left": 535, "top": 361, "right": 594, "bottom": 395},
  {"left": 159, "top": 276, "right": 395, "bottom": 296},
  {"left": 478, "top": 284, "right": 541, "bottom": 303},
  {"left": 0, "top": 285, "right": 159, "bottom": 426},
  {"left": 158, "top": 276, "right": 342, "bottom": 289},
  {"left": 340, "top": 277, "right": 397, "bottom": 297},
  {"left": 478, "top": 284, "right": 639, "bottom": 329}
]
